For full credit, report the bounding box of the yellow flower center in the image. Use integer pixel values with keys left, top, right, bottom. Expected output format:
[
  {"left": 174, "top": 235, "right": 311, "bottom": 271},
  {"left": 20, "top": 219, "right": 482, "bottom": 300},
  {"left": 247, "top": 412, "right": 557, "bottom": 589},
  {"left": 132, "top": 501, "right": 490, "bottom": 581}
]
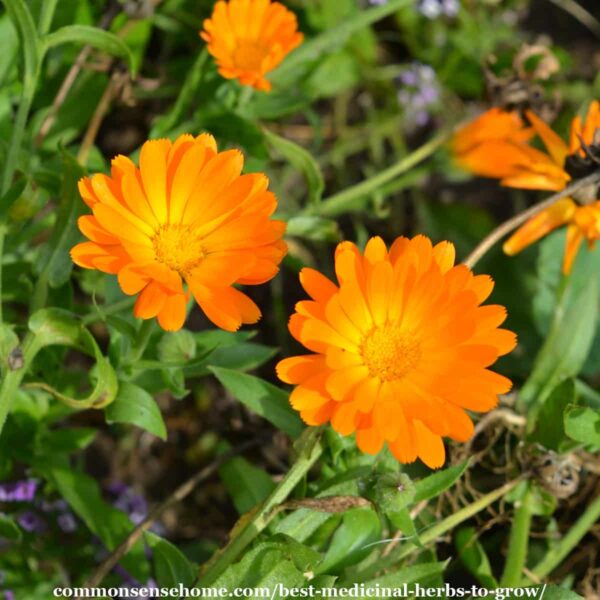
[
  {"left": 233, "top": 42, "right": 268, "bottom": 72},
  {"left": 152, "top": 225, "right": 204, "bottom": 275},
  {"left": 360, "top": 325, "right": 421, "bottom": 382}
]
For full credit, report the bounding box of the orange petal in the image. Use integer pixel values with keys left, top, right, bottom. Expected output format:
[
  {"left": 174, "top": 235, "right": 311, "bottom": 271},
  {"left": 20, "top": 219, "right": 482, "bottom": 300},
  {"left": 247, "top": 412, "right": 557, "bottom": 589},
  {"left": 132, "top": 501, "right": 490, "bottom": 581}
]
[{"left": 503, "top": 198, "right": 577, "bottom": 256}]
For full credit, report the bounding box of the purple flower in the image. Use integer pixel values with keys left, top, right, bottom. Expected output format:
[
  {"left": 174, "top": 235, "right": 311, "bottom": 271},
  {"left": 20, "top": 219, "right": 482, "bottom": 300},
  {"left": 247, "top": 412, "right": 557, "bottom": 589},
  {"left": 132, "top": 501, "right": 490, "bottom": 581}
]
[
  {"left": 418, "top": 0, "right": 460, "bottom": 18},
  {"left": 4, "top": 591, "right": 15, "bottom": 600},
  {"left": 396, "top": 62, "right": 440, "bottom": 128},
  {"left": 57, "top": 512, "right": 77, "bottom": 533},
  {"left": 17, "top": 511, "right": 46, "bottom": 533},
  {"left": 107, "top": 483, "right": 148, "bottom": 525},
  {"left": 0, "top": 480, "right": 38, "bottom": 502}
]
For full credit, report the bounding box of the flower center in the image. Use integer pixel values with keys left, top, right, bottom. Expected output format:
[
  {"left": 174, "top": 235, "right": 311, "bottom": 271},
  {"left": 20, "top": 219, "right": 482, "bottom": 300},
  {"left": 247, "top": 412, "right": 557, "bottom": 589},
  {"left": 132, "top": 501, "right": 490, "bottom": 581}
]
[
  {"left": 233, "top": 42, "right": 268, "bottom": 71},
  {"left": 360, "top": 325, "right": 421, "bottom": 382},
  {"left": 152, "top": 225, "right": 204, "bottom": 275}
]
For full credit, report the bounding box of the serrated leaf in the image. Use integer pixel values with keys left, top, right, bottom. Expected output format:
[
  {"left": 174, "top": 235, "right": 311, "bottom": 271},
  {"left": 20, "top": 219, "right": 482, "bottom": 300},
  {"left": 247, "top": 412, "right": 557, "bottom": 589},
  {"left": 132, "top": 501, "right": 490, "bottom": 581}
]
[
  {"left": 105, "top": 382, "right": 166, "bottom": 440},
  {"left": 208, "top": 367, "right": 304, "bottom": 438}
]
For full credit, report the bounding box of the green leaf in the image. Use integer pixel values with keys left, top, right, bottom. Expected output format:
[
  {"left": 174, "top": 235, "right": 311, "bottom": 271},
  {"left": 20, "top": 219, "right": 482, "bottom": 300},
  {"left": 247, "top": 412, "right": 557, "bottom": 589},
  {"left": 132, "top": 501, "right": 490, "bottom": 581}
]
[
  {"left": 455, "top": 526, "right": 498, "bottom": 588},
  {"left": 286, "top": 216, "right": 341, "bottom": 242},
  {"left": 219, "top": 456, "right": 276, "bottom": 515},
  {"left": 105, "top": 382, "right": 167, "bottom": 440},
  {"left": 316, "top": 508, "right": 381, "bottom": 574},
  {"left": 3, "top": 0, "right": 41, "bottom": 84},
  {"left": 35, "top": 151, "right": 86, "bottom": 287},
  {"left": 0, "top": 323, "right": 19, "bottom": 367},
  {"left": 0, "top": 513, "right": 22, "bottom": 541},
  {"left": 540, "top": 586, "right": 584, "bottom": 600},
  {"left": 361, "top": 561, "right": 448, "bottom": 588},
  {"left": 145, "top": 532, "right": 196, "bottom": 587},
  {"left": 274, "top": 471, "right": 368, "bottom": 542},
  {"left": 264, "top": 129, "right": 324, "bottom": 206},
  {"left": 42, "top": 462, "right": 150, "bottom": 581},
  {"left": 413, "top": 460, "right": 469, "bottom": 502},
  {"left": 158, "top": 330, "right": 196, "bottom": 363},
  {"left": 208, "top": 367, "right": 304, "bottom": 438},
  {"left": 519, "top": 272, "right": 599, "bottom": 409},
  {"left": 564, "top": 404, "right": 600, "bottom": 446},
  {"left": 28, "top": 308, "right": 119, "bottom": 409},
  {"left": 211, "top": 539, "right": 316, "bottom": 591},
  {"left": 271, "top": 0, "right": 414, "bottom": 84},
  {"left": 41, "top": 25, "right": 134, "bottom": 73},
  {"left": 530, "top": 379, "right": 576, "bottom": 451},
  {"left": 37, "top": 427, "right": 97, "bottom": 454}
]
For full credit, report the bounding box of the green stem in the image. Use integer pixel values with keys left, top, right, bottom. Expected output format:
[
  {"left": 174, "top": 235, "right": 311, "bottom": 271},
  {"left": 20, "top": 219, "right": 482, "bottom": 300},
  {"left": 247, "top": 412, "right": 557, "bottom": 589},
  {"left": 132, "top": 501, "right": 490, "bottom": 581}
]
[
  {"left": 1, "top": 82, "right": 36, "bottom": 196},
  {"left": 37, "top": 0, "right": 59, "bottom": 35},
  {"left": 307, "top": 130, "right": 450, "bottom": 217},
  {"left": 150, "top": 49, "right": 208, "bottom": 138},
  {"left": 29, "top": 271, "right": 49, "bottom": 315},
  {"left": 350, "top": 477, "right": 522, "bottom": 583},
  {"left": 126, "top": 318, "right": 155, "bottom": 365},
  {"left": 199, "top": 428, "right": 323, "bottom": 585},
  {"left": 523, "top": 493, "right": 600, "bottom": 584},
  {"left": 500, "top": 486, "right": 533, "bottom": 586},
  {"left": 82, "top": 297, "right": 136, "bottom": 325},
  {"left": 0, "top": 332, "right": 43, "bottom": 437}
]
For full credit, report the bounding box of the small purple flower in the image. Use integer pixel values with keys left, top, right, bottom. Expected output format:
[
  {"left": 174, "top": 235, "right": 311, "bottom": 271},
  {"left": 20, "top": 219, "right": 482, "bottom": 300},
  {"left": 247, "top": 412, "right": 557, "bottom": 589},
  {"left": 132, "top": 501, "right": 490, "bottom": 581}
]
[
  {"left": 396, "top": 62, "right": 440, "bottom": 128},
  {"left": 17, "top": 511, "right": 46, "bottom": 533},
  {"left": 0, "top": 480, "right": 38, "bottom": 502},
  {"left": 57, "top": 512, "right": 77, "bottom": 533},
  {"left": 107, "top": 483, "right": 148, "bottom": 525},
  {"left": 418, "top": 0, "right": 460, "bottom": 18},
  {"left": 4, "top": 591, "right": 15, "bottom": 600}
]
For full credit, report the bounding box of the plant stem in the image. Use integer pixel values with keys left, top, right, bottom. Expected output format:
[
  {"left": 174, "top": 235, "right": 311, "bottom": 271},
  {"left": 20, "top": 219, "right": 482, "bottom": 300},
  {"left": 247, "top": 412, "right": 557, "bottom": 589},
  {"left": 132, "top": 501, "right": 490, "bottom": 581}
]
[
  {"left": 500, "top": 485, "right": 533, "bottom": 586},
  {"left": 150, "top": 49, "right": 209, "bottom": 138},
  {"left": 308, "top": 130, "right": 450, "bottom": 217},
  {"left": 463, "top": 170, "right": 600, "bottom": 269},
  {"left": 523, "top": 491, "right": 600, "bottom": 584},
  {"left": 350, "top": 477, "right": 523, "bottom": 583},
  {"left": 1, "top": 83, "right": 36, "bottom": 196},
  {"left": 37, "top": 0, "right": 59, "bottom": 35},
  {"left": 82, "top": 297, "right": 136, "bottom": 325},
  {"left": 199, "top": 428, "right": 323, "bottom": 586},
  {"left": 126, "top": 319, "right": 155, "bottom": 365},
  {"left": 0, "top": 332, "right": 43, "bottom": 437}
]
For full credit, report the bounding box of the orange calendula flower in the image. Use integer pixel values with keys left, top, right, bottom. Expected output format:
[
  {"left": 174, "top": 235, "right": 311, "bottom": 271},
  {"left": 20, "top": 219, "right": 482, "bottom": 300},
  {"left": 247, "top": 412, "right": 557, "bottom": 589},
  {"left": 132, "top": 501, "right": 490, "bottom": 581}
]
[
  {"left": 277, "top": 236, "right": 516, "bottom": 469},
  {"left": 71, "top": 134, "right": 287, "bottom": 332},
  {"left": 502, "top": 101, "right": 600, "bottom": 273},
  {"left": 451, "top": 108, "right": 534, "bottom": 179},
  {"left": 200, "top": 0, "right": 303, "bottom": 92}
]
